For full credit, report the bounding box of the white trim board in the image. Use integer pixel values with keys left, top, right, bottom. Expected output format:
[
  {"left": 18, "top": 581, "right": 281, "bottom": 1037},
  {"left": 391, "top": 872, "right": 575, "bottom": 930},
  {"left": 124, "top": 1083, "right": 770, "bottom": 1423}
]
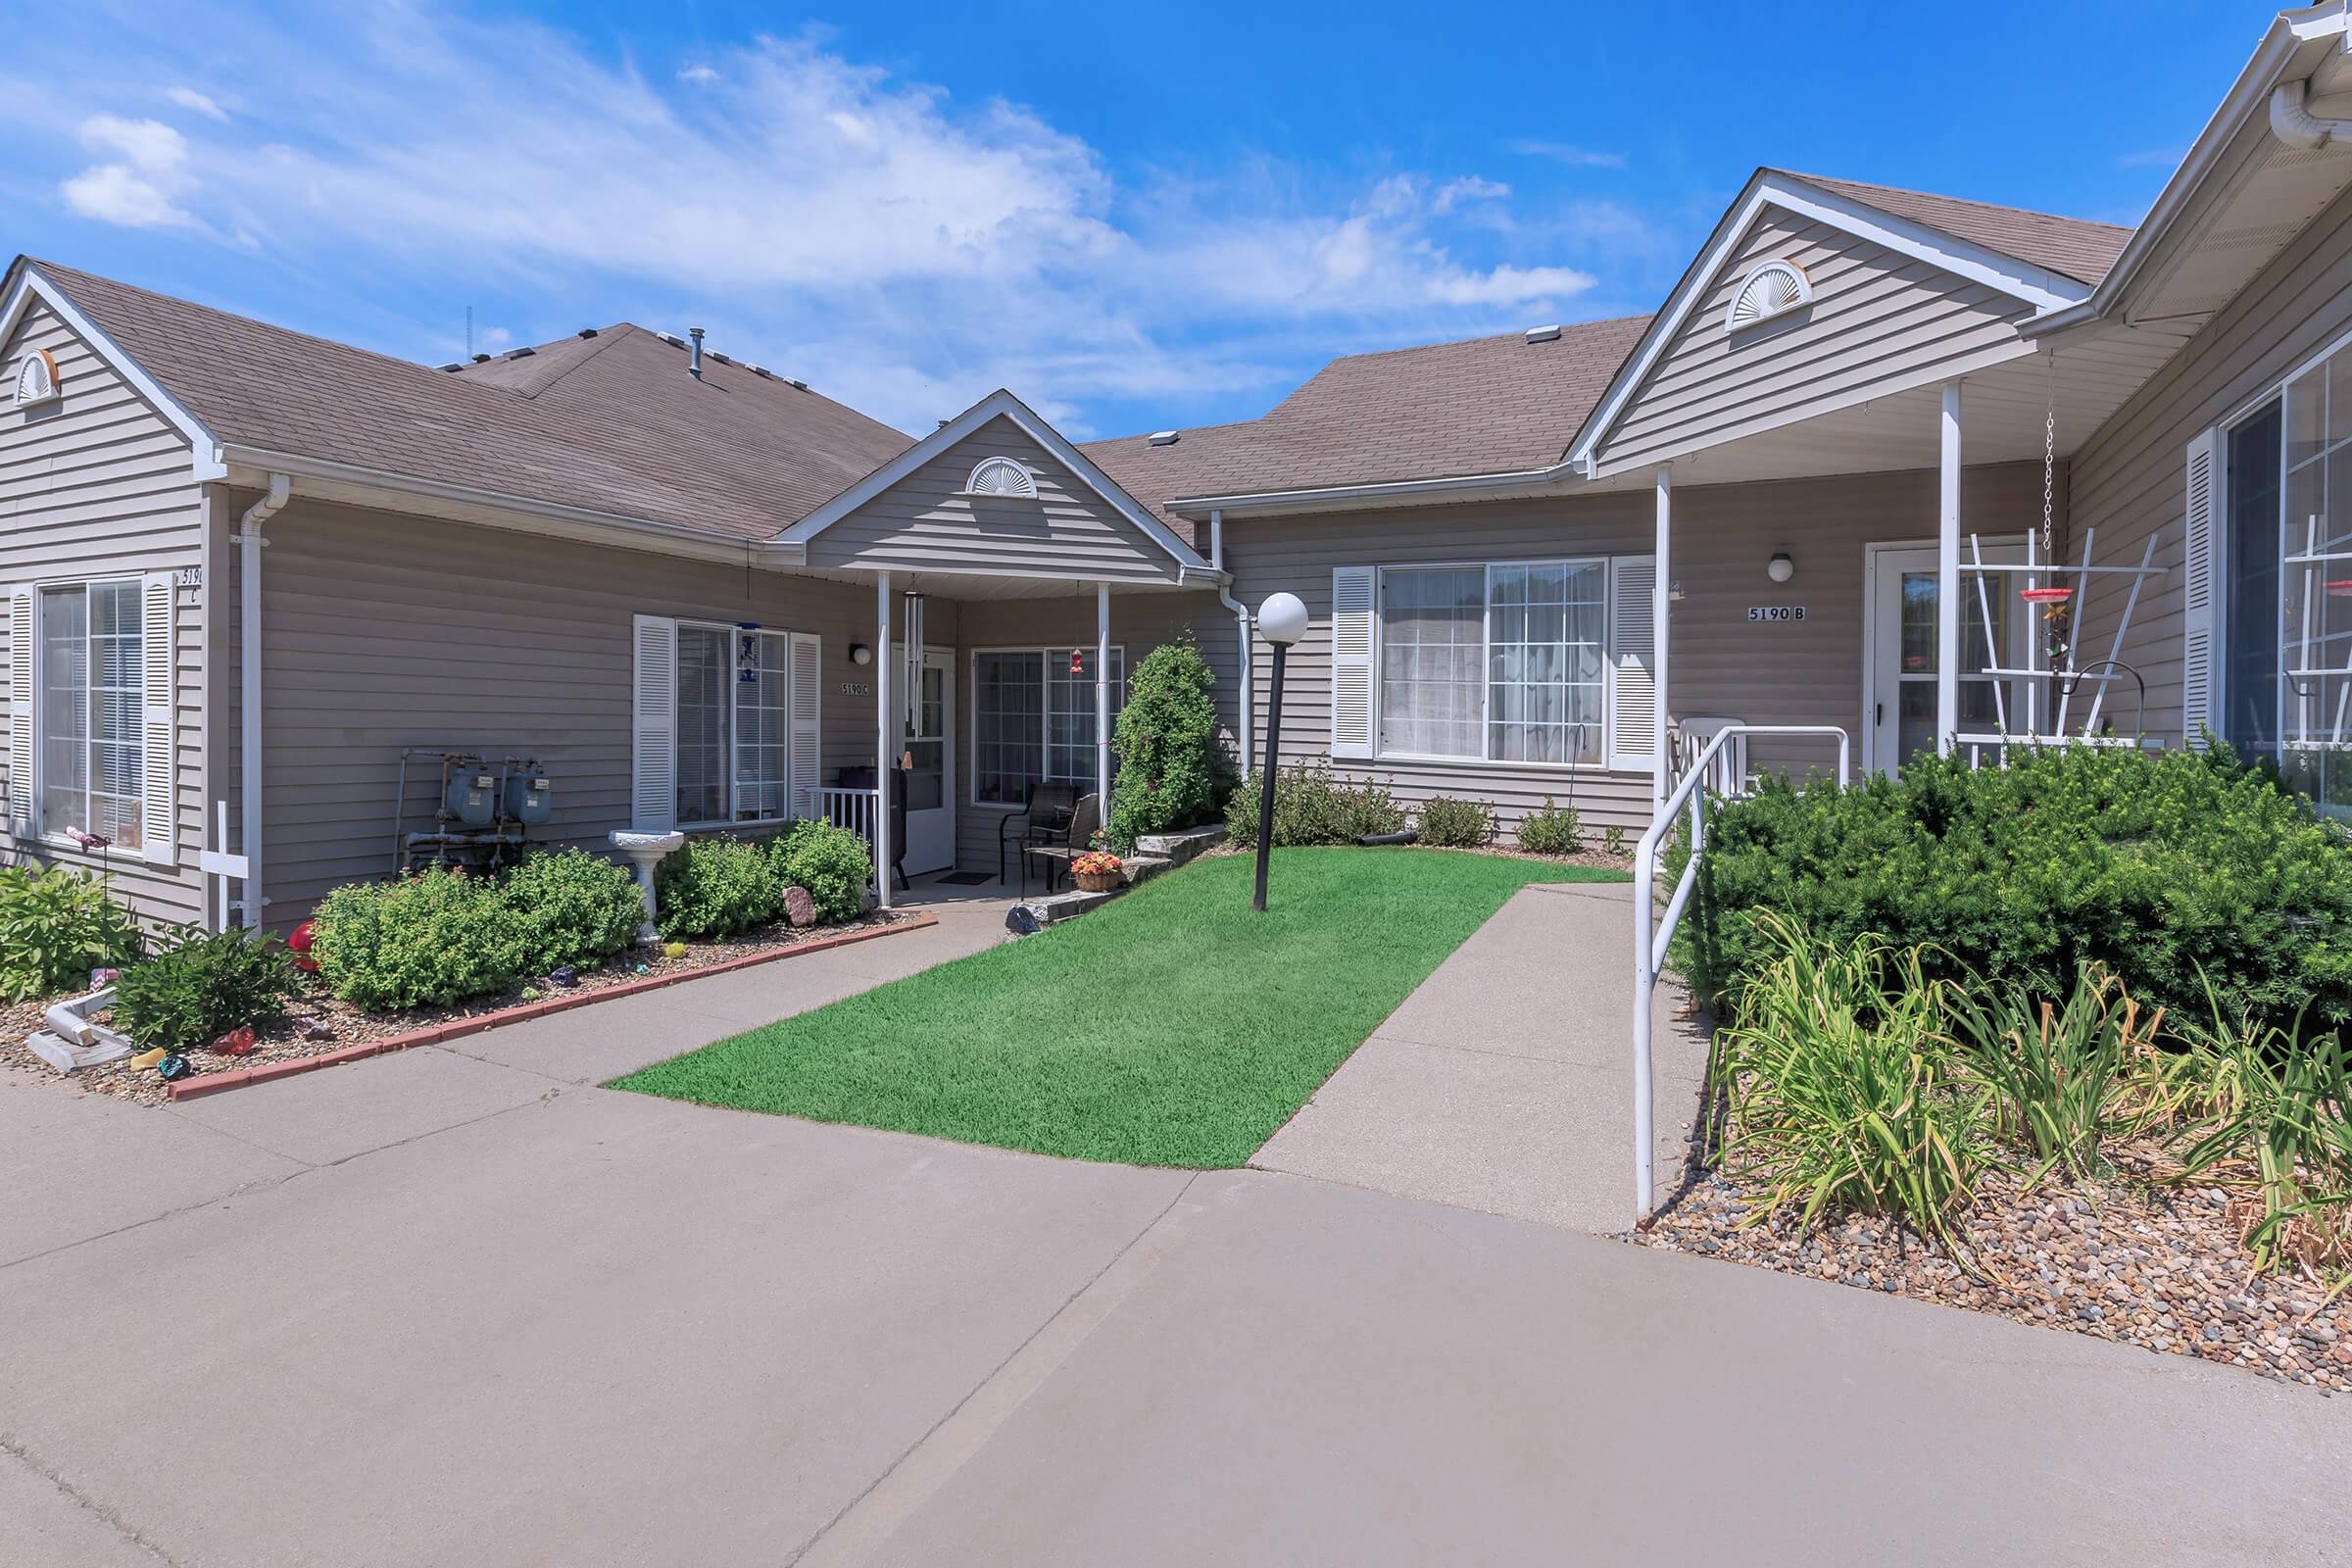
[
  {"left": 776, "top": 387, "right": 1214, "bottom": 577},
  {"left": 0, "top": 263, "right": 223, "bottom": 480},
  {"left": 1566, "top": 172, "right": 2093, "bottom": 479}
]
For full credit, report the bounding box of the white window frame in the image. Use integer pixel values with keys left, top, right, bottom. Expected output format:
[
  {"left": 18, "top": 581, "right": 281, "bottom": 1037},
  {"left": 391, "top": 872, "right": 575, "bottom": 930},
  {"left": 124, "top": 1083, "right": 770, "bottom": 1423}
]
[
  {"left": 967, "top": 643, "right": 1127, "bottom": 809},
  {"left": 27, "top": 575, "right": 147, "bottom": 854},
  {"left": 2204, "top": 315, "right": 2352, "bottom": 764},
  {"left": 1371, "top": 558, "right": 1616, "bottom": 770},
  {"left": 673, "top": 617, "right": 799, "bottom": 833}
]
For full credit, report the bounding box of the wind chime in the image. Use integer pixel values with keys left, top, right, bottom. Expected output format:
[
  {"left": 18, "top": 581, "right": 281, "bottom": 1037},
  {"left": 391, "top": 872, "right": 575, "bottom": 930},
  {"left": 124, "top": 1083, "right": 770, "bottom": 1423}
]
[{"left": 901, "top": 589, "right": 925, "bottom": 770}]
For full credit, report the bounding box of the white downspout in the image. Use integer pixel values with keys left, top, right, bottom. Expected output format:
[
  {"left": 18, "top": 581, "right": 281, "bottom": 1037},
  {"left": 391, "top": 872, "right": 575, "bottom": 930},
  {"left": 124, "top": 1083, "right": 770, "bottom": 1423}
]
[
  {"left": 2272, "top": 79, "right": 2352, "bottom": 151},
  {"left": 1210, "top": 510, "right": 1253, "bottom": 769},
  {"left": 236, "top": 472, "right": 290, "bottom": 928}
]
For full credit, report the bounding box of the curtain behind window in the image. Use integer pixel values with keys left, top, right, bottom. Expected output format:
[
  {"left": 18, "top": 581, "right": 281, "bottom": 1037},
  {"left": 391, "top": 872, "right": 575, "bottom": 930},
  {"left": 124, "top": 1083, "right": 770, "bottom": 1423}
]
[{"left": 1379, "top": 567, "right": 1484, "bottom": 758}]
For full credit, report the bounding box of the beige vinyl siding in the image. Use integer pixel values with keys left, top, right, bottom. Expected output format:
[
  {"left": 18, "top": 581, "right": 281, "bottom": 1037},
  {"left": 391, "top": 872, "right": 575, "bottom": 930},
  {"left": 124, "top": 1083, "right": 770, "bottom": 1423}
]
[
  {"left": 220, "top": 494, "right": 908, "bottom": 926},
  {"left": 2070, "top": 178, "right": 2352, "bottom": 745},
  {"left": 1593, "top": 206, "right": 2033, "bottom": 476},
  {"left": 0, "top": 295, "right": 206, "bottom": 925},
  {"left": 807, "top": 416, "right": 1179, "bottom": 583},
  {"left": 952, "top": 591, "right": 1234, "bottom": 873},
  {"left": 1219, "top": 463, "right": 2053, "bottom": 836}
]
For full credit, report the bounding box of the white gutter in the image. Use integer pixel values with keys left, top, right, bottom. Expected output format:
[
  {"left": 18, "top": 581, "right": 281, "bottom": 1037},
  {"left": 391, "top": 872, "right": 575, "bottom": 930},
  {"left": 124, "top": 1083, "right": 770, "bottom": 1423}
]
[
  {"left": 2271, "top": 77, "right": 2352, "bottom": 150},
  {"left": 1209, "top": 511, "right": 1253, "bottom": 768},
  {"left": 235, "top": 472, "right": 290, "bottom": 928}
]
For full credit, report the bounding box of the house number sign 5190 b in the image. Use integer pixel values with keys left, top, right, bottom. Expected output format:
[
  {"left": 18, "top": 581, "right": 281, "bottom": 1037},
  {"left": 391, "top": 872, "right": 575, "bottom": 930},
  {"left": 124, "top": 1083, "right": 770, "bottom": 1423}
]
[{"left": 1746, "top": 606, "right": 1807, "bottom": 622}]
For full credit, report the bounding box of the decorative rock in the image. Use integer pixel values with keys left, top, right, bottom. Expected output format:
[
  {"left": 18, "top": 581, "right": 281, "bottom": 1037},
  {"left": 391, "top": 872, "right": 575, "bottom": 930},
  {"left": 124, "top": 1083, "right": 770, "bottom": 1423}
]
[{"left": 784, "top": 885, "right": 817, "bottom": 928}]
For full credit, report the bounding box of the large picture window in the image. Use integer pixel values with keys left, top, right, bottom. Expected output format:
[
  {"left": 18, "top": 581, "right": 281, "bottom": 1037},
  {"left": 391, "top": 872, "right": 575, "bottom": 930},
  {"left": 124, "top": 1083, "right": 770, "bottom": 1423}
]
[
  {"left": 676, "top": 622, "right": 793, "bottom": 825},
  {"left": 38, "top": 580, "right": 144, "bottom": 850},
  {"left": 972, "top": 647, "right": 1126, "bottom": 805},
  {"left": 1376, "top": 561, "right": 1610, "bottom": 766}
]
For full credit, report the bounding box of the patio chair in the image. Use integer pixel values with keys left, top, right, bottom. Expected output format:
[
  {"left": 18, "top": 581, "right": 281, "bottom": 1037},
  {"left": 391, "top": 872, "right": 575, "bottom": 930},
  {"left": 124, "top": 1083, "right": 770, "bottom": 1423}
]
[
  {"left": 1022, "top": 792, "right": 1101, "bottom": 897},
  {"left": 998, "top": 780, "right": 1078, "bottom": 887}
]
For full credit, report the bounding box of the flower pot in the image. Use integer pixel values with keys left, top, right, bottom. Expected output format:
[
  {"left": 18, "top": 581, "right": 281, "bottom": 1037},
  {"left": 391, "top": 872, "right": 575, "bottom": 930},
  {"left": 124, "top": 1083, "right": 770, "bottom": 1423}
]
[{"left": 1074, "top": 869, "right": 1122, "bottom": 894}]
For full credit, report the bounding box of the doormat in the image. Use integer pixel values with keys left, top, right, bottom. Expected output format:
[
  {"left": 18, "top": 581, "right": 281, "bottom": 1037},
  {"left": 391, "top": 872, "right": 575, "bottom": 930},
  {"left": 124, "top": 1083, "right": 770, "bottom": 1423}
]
[{"left": 934, "top": 871, "right": 996, "bottom": 886}]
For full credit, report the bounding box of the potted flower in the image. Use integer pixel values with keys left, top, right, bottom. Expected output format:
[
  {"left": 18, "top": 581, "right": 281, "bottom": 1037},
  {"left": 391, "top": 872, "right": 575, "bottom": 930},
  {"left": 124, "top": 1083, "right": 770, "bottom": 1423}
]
[{"left": 1071, "top": 850, "right": 1124, "bottom": 894}]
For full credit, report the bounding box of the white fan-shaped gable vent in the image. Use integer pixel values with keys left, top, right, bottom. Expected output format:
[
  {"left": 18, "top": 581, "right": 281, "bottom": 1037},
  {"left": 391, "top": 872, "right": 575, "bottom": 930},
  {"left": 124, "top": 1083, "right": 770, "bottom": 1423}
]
[
  {"left": 1725, "top": 260, "right": 1814, "bottom": 331},
  {"left": 13, "top": 348, "right": 59, "bottom": 408},
  {"left": 967, "top": 457, "right": 1038, "bottom": 498}
]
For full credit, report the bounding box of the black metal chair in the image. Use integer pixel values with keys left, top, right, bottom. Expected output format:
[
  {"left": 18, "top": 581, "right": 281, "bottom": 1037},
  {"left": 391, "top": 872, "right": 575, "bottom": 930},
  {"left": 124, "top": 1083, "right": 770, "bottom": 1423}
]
[
  {"left": 1023, "top": 792, "right": 1101, "bottom": 896},
  {"left": 999, "top": 781, "right": 1077, "bottom": 887}
]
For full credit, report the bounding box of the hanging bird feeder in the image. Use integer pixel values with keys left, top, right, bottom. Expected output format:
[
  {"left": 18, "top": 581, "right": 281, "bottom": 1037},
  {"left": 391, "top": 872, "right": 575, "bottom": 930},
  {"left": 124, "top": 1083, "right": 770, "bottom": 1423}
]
[
  {"left": 2020, "top": 585, "right": 2075, "bottom": 605},
  {"left": 2326, "top": 580, "right": 2352, "bottom": 599}
]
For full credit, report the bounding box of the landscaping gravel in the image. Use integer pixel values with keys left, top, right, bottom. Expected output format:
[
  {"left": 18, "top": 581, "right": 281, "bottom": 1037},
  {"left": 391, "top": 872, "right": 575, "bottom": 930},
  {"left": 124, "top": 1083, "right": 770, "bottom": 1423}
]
[
  {"left": 1634, "top": 1147, "right": 2352, "bottom": 1394},
  {"left": 1, "top": 911, "right": 913, "bottom": 1107}
]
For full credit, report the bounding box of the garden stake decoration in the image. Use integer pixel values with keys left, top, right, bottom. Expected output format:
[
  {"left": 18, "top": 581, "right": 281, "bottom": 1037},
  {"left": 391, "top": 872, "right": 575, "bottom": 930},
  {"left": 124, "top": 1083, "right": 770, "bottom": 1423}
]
[{"left": 1250, "top": 593, "right": 1310, "bottom": 912}]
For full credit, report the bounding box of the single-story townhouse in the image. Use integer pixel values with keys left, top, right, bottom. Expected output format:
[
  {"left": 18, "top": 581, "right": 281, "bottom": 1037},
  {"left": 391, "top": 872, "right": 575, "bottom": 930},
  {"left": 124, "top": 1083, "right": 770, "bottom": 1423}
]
[{"left": 6, "top": 3, "right": 2352, "bottom": 931}]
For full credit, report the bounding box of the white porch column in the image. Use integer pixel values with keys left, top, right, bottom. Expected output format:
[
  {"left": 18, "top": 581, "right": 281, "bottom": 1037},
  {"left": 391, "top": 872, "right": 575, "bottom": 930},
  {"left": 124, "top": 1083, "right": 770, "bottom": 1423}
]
[
  {"left": 1096, "top": 581, "right": 1111, "bottom": 829},
  {"left": 1936, "top": 381, "right": 1963, "bottom": 757},
  {"left": 1653, "top": 465, "right": 1672, "bottom": 807},
  {"left": 874, "top": 571, "right": 893, "bottom": 909}
]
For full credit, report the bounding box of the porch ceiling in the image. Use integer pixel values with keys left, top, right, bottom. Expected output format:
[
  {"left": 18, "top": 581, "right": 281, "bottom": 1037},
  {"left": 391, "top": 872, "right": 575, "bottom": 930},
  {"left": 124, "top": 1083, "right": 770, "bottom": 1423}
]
[
  {"left": 1635, "top": 322, "right": 2199, "bottom": 490},
  {"left": 852, "top": 569, "right": 1208, "bottom": 601}
]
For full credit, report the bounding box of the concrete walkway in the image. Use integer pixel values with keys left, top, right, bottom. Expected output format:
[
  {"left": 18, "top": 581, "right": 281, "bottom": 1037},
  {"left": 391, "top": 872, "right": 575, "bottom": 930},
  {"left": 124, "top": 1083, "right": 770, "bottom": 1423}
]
[
  {"left": 1256, "top": 879, "right": 1706, "bottom": 1234},
  {"left": 5, "top": 888, "right": 2352, "bottom": 1564}
]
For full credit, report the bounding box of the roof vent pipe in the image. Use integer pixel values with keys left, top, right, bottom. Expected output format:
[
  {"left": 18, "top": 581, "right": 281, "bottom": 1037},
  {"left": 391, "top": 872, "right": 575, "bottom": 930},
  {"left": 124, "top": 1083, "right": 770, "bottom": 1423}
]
[
  {"left": 2271, "top": 79, "right": 2352, "bottom": 151},
  {"left": 688, "top": 326, "right": 706, "bottom": 378}
]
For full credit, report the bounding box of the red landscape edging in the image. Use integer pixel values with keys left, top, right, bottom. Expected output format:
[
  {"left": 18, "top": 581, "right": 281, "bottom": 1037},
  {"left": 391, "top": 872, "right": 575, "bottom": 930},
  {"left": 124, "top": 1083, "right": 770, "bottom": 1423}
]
[{"left": 165, "top": 910, "right": 941, "bottom": 1102}]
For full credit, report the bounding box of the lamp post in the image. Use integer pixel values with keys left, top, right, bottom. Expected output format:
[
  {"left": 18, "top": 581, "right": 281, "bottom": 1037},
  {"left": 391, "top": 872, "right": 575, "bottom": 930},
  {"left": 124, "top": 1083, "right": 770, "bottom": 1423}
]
[{"left": 1251, "top": 592, "right": 1308, "bottom": 912}]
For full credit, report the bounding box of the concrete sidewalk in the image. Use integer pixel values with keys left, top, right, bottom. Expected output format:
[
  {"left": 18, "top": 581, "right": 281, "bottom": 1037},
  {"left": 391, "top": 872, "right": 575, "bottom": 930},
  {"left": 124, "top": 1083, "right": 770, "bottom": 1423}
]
[{"left": 1254, "top": 879, "right": 1705, "bottom": 1234}]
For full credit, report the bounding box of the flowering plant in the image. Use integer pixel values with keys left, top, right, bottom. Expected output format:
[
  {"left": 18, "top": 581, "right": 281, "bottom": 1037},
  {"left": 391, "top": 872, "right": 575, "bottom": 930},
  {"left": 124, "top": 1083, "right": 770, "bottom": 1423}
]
[{"left": 1071, "top": 851, "right": 1123, "bottom": 877}]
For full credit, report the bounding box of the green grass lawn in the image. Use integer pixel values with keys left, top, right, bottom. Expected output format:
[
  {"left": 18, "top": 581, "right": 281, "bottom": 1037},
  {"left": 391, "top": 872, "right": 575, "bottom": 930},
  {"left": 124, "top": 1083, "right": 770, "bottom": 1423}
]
[{"left": 611, "top": 848, "right": 1627, "bottom": 1168}]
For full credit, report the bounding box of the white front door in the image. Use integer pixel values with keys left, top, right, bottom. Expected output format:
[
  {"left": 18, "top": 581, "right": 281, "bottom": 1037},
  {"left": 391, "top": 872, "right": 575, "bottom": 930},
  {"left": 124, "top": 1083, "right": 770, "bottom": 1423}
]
[
  {"left": 1866, "top": 542, "right": 2031, "bottom": 775},
  {"left": 901, "top": 646, "right": 955, "bottom": 875}
]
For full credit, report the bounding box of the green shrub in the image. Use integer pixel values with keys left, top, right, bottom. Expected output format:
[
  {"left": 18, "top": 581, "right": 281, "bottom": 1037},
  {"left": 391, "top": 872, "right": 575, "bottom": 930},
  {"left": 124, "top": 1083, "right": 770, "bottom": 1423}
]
[
  {"left": 504, "top": 849, "right": 644, "bottom": 972},
  {"left": 1416, "top": 796, "right": 1494, "bottom": 849},
  {"left": 313, "top": 868, "right": 530, "bottom": 1010},
  {"left": 1601, "top": 824, "right": 1627, "bottom": 858},
  {"left": 1107, "top": 635, "right": 1236, "bottom": 853},
  {"left": 656, "top": 836, "right": 783, "bottom": 940},
  {"left": 772, "top": 819, "right": 872, "bottom": 924},
  {"left": 1224, "top": 762, "right": 1406, "bottom": 848},
  {"left": 1710, "top": 916, "right": 1991, "bottom": 1250},
  {"left": 114, "top": 923, "right": 298, "bottom": 1053},
  {"left": 0, "top": 863, "right": 145, "bottom": 1001},
  {"left": 1515, "top": 797, "right": 1582, "bottom": 856},
  {"left": 1672, "top": 744, "right": 2352, "bottom": 1033}
]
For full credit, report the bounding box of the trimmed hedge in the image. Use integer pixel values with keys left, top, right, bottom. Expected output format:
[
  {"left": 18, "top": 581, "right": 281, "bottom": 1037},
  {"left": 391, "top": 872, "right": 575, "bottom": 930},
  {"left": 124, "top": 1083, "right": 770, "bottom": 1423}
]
[
  {"left": 777, "top": 819, "right": 872, "bottom": 925},
  {"left": 1516, "top": 797, "right": 1583, "bottom": 857},
  {"left": 1672, "top": 743, "right": 2352, "bottom": 1032},
  {"left": 506, "top": 850, "right": 647, "bottom": 972},
  {"left": 1416, "top": 796, "right": 1494, "bottom": 849},
  {"left": 656, "top": 823, "right": 875, "bottom": 940},
  {"left": 1225, "top": 762, "right": 1406, "bottom": 848},
  {"left": 313, "top": 866, "right": 532, "bottom": 1010}
]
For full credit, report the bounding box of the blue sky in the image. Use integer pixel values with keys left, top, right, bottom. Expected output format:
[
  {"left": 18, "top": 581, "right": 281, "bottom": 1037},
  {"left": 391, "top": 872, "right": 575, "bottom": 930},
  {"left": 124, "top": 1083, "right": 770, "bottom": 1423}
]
[{"left": 0, "top": 1, "right": 2277, "bottom": 439}]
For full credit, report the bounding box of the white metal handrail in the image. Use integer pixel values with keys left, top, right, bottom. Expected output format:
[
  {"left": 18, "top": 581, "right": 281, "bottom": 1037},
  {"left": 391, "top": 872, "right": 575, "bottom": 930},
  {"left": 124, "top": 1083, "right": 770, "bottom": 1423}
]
[{"left": 1631, "top": 723, "right": 1849, "bottom": 1222}]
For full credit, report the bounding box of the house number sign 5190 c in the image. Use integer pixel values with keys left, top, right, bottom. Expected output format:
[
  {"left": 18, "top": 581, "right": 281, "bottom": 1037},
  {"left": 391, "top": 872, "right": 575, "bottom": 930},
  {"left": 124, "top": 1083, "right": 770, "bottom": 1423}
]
[{"left": 1746, "top": 606, "right": 1807, "bottom": 622}]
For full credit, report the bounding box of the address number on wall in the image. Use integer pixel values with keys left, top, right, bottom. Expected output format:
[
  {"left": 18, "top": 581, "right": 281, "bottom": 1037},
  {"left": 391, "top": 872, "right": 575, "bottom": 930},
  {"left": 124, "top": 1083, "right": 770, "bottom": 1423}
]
[{"left": 1746, "top": 606, "right": 1807, "bottom": 622}]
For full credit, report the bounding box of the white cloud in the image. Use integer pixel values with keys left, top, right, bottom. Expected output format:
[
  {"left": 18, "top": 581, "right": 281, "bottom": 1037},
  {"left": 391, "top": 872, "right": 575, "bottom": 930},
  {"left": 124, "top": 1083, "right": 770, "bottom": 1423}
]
[
  {"left": 60, "top": 114, "right": 200, "bottom": 227},
  {"left": 12, "top": 6, "right": 1662, "bottom": 431},
  {"left": 166, "top": 86, "right": 229, "bottom": 121},
  {"left": 1509, "top": 140, "right": 1628, "bottom": 170}
]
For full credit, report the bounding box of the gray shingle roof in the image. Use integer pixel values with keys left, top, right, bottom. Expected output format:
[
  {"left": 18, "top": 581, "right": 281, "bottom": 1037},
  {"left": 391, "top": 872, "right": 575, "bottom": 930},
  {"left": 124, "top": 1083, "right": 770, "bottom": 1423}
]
[
  {"left": 1773, "top": 172, "right": 2134, "bottom": 286},
  {"left": 24, "top": 259, "right": 913, "bottom": 542},
  {"left": 1085, "top": 315, "right": 1654, "bottom": 529}
]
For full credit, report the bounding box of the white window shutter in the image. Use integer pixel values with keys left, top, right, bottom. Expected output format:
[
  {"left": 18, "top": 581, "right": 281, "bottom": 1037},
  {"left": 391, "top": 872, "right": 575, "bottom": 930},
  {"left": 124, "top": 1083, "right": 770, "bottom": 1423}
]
[
  {"left": 1330, "top": 566, "right": 1374, "bottom": 760},
  {"left": 2181, "top": 428, "right": 2220, "bottom": 750},
  {"left": 790, "top": 631, "right": 822, "bottom": 819},
  {"left": 140, "top": 572, "right": 176, "bottom": 865},
  {"left": 5, "top": 588, "right": 31, "bottom": 841},
  {"left": 631, "top": 614, "right": 678, "bottom": 829},
  {"left": 1608, "top": 554, "right": 1659, "bottom": 771}
]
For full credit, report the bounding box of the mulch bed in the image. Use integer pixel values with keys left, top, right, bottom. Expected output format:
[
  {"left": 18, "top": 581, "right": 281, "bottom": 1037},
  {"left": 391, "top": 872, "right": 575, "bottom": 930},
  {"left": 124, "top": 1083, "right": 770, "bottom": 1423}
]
[
  {"left": 1634, "top": 1146, "right": 2352, "bottom": 1394},
  {"left": 0, "top": 911, "right": 916, "bottom": 1108}
]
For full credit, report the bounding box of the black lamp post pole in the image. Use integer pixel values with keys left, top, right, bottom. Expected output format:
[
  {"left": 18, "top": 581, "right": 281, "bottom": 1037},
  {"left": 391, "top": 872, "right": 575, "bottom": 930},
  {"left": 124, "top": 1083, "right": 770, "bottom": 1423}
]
[{"left": 1251, "top": 642, "right": 1288, "bottom": 913}]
